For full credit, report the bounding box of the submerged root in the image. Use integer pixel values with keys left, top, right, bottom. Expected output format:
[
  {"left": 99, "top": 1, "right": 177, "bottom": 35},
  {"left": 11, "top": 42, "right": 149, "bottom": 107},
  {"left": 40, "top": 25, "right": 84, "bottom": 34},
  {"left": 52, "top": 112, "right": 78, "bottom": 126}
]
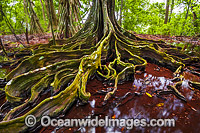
[{"left": 189, "top": 81, "right": 200, "bottom": 90}]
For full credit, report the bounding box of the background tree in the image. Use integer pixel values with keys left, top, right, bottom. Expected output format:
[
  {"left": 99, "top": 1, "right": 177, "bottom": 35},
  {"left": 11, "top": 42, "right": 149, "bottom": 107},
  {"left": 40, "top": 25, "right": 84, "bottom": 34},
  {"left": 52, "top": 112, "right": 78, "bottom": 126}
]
[
  {"left": 169, "top": 0, "right": 175, "bottom": 22},
  {"left": 1, "top": 0, "right": 199, "bottom": 36},
  {"left": 164, "top": 0, "right": 170, "bottom": 24}
]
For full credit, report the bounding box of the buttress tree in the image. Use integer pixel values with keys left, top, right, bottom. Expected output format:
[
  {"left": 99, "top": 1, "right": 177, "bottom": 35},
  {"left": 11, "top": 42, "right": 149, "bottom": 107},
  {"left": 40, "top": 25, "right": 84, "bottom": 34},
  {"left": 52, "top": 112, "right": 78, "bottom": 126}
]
[{"left": 0, "top": 0, "right": 200, "bottom": 132}]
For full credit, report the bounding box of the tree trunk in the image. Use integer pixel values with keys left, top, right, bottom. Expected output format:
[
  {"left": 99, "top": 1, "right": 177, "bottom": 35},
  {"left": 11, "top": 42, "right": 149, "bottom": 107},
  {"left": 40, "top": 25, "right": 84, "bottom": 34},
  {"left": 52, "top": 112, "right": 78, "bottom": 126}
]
[
  {"left": 39, "top": 0, "right": 46, "bottom": 22},
  {"left": 190, "top": 6, "right": 198, "bottom": 26},
  {"left": 119, "top": 0, "right": 123, "bottom": 25},
  {"left": 185, "top": 0, "right": 191, "bottom": 20},
  {"left": 56, "top": 0, "right": 81, "bottom": 39},
  {"left": 169, "top": 0, "right": 174, "bottom": 22},
  {"left": 0, "top": 9, "right": 25, "bottom": 47},
  {"left": 47, "top": 0, "right": 55, "bottom": 45},
  {"left": 164, "top": 0, "right": 170, "bottom": 24},
  {"left": 50, "top": 0, "right": 58, "bottom": 28},
  {"left": 44, "top": 0, "right": 50, "bottom": 24},
  {"left": 44, "top": 0, "right": 58, "bottom": 29},
  {"left": 0, "top": 2, "right": 3, "bottom": 21},
  {"left": 0, "top": 0, "right": 199, "bottom": 132},
  {"left": 65, "top": 1, "right": 70, "bottom": 38},
  {"left": 27, "top": 0, "right": 44, "bottom": 33},
  {"left": 23, "top": 0, "right": 29, "bottom": 44},
  {"left": 23, "top": 0, "right": 28, "bottom": 29}
]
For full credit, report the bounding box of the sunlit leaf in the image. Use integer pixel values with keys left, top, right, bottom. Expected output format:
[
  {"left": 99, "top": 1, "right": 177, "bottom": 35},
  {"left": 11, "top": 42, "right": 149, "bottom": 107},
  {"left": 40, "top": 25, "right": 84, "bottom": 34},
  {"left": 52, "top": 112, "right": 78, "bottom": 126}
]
[
  {"left": 112, "top": 115, "right": 116, "bottom": 119},
  {"left": 146, "top": 92, "right": 152, "bottom": 97},
  {"left": 156, "top": 103, "right": 164, "bottom": 107}
]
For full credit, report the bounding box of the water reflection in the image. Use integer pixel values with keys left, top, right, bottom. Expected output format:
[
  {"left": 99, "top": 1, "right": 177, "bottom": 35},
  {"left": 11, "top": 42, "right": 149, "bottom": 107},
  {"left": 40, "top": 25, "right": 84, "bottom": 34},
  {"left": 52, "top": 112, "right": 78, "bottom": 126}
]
[
  {"left": 41, "top": 63, "right": 200, "bottom": 133},
  {"left": 89, "top": 99, "right": 95, "bottom": 108}
]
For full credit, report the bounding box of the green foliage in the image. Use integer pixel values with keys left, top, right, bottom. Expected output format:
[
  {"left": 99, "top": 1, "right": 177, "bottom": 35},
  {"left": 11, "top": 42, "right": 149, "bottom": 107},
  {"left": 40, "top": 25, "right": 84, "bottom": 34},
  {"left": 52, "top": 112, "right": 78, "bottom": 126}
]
[
  {"left": 115, "top": 0, "right": 200, "bottom": 36},
  {"left": 0, "top": 0, "right": 199, "bottom": 36},
  {"left": 0, "top": 0, "right": 26, "bottom": 34},
  {"left": 0, "top": 56, "right": 8, "bottom": 78}
]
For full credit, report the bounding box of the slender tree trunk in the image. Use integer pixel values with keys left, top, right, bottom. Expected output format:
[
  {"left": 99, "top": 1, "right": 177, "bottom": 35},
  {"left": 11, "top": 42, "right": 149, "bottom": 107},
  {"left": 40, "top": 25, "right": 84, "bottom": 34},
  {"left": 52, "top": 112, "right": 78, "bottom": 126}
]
[
  {"left": 169, "top": 0, "right": 174, "bottom": 22},
  {"left": 23, "top": 0, "right": 29, "bottom": 44},
  {"left": 23, "top": 0, "right": 28, "bottom": 29},
  {"left": 164, "top": 0, "right": 170, "bottom": 24},
  {"left": 50, "top": 0, "right": 58, "bottom": 27},
  {"left": 44, "top": 0, "right": 50, "bottom": 23},
  {"left": 47, "top": 0, "right": 56, "bottom": 45},
  {"left": 44, "top": 0, "right": 58, "bottom": 29},
  {"left": 190, "top": 7, "right": 197, "bottom": 21},
  {"left": 50, "top": 0, "right": 58, "bottom": 29},
  {"left": 190, "top": 5, "right": 198, "bottom": 33},
  {"left": 57, "top": 0, "right": 61, "bottom": 18},
  {"left": 181, "top": 0, "right": 192, "bottom": 32},
  {"left": 25, "top": 27, "right": 29, "bottom": 44},
  {"left": 124, "top": 2, "right": 127, "bottom": 29},
  {"left": 39, "top": 0, "right": 46, "bottom": 22},
  {"left": 119, "top": 0, "right": 123, "bottom": 25},
  {"left": 65, "top": 1, "right": 70, "bottom": 38},
  {"left": 185, "top": 0, "right": 191, "bottom": 20},
  {"left": 0, "top": 9, "right": 25, "bottom": 47},
  {"left": 56, "top": 0, "right": 81, "bottom": 39},
  {"left": 27, "top": 0, "right": 44, "bottom": 33},
  {"left": 190, "top": 5, "right": 197, "bottom": 21},
  {"left": 0, "top": 2, "right": 3, "bottom": 22}
]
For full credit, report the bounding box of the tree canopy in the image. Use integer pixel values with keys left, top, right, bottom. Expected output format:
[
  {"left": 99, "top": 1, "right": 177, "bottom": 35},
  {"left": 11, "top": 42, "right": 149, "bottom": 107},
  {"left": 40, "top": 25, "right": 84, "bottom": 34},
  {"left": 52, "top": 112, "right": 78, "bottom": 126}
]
[{"left": 0, "top": 0, "right": 200, "bottom": 36}]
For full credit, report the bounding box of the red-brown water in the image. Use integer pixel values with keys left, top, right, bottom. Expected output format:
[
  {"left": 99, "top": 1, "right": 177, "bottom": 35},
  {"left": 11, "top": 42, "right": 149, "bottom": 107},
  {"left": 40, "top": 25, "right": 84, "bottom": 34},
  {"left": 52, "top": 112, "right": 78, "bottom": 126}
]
[{"left": 39, "top": 63, "right": 200, "bottom": 133}]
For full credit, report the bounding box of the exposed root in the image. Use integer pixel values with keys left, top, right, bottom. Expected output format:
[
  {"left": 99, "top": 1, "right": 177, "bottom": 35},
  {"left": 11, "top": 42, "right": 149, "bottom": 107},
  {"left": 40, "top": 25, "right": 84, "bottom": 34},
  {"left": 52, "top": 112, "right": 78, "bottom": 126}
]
[
  {"left": 0, "top": 0, "right": 199, "bottom": 132},
  {"left": 189, "top": 81, "right": 200, "bottom": 90}
]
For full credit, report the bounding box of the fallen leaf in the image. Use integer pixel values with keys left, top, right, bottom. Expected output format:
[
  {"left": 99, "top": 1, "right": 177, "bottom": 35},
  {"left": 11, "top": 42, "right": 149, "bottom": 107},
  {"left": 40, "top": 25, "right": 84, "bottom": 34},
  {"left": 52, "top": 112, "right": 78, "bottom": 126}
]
[
  {"left": 112, "top": 115, "right": 116, "bottom": 119},
  {"left": 156, "top": 103, "right": 164, "bottom": 107},
  {"left": 146, "top": 92, "right": 152, "bottom": 97}
]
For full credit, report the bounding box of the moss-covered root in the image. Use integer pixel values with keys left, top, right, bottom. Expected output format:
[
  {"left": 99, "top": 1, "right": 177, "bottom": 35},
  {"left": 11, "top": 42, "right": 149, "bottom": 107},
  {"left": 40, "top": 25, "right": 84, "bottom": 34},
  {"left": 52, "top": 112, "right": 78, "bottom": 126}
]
[
  {"left": 4, "top": 60, "right": 80, "bottom": 103},
  {"left": 102, "top": 41, "right": 147, "bottom": 102},
  {"left": 0, "top": 57, "right": 91, "bottom": 132},
  {"left": 188, "top": 81, "right": 200, "bottom": 90},
  {"left": 6, "top": 49, "right": 94, "bottom": 81},
  {"left": 0, "top": 31, "right": 111, "bottom": 132},
  {"left": 103, "top": 59, "right": 135, "bottom": 101},
  {"left": 0, "top": 86, "right": 77, "bottom": 132},
  {"left": 167, "top": 81, "right": 187, "bottom": 102},
  {"left": 173, "top": 65, "right": 184, "bottom": 77},
  {"left": 3, "top": 74, "right": 55, "bottom": 121}
]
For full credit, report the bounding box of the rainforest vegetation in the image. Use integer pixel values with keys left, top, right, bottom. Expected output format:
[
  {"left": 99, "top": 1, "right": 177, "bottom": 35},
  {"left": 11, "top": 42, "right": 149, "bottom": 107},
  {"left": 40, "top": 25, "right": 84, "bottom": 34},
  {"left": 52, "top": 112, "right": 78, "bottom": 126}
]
[
  {"left": 0, "top": 0, "right": 200, "bottom": 36},
  {"left": 0, "top": 0, "right": 200, "bottom": 132}
]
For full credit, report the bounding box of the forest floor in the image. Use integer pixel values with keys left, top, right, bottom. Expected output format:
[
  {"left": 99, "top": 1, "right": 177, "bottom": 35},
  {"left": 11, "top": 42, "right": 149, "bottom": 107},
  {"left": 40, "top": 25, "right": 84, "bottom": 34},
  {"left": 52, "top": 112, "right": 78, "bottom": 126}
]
[
  {"left": 0, "top": 33, "right": 200, "bottom": 48},
  {"left": 0, "top": 33, "right": 200, "bottom": 132}
]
